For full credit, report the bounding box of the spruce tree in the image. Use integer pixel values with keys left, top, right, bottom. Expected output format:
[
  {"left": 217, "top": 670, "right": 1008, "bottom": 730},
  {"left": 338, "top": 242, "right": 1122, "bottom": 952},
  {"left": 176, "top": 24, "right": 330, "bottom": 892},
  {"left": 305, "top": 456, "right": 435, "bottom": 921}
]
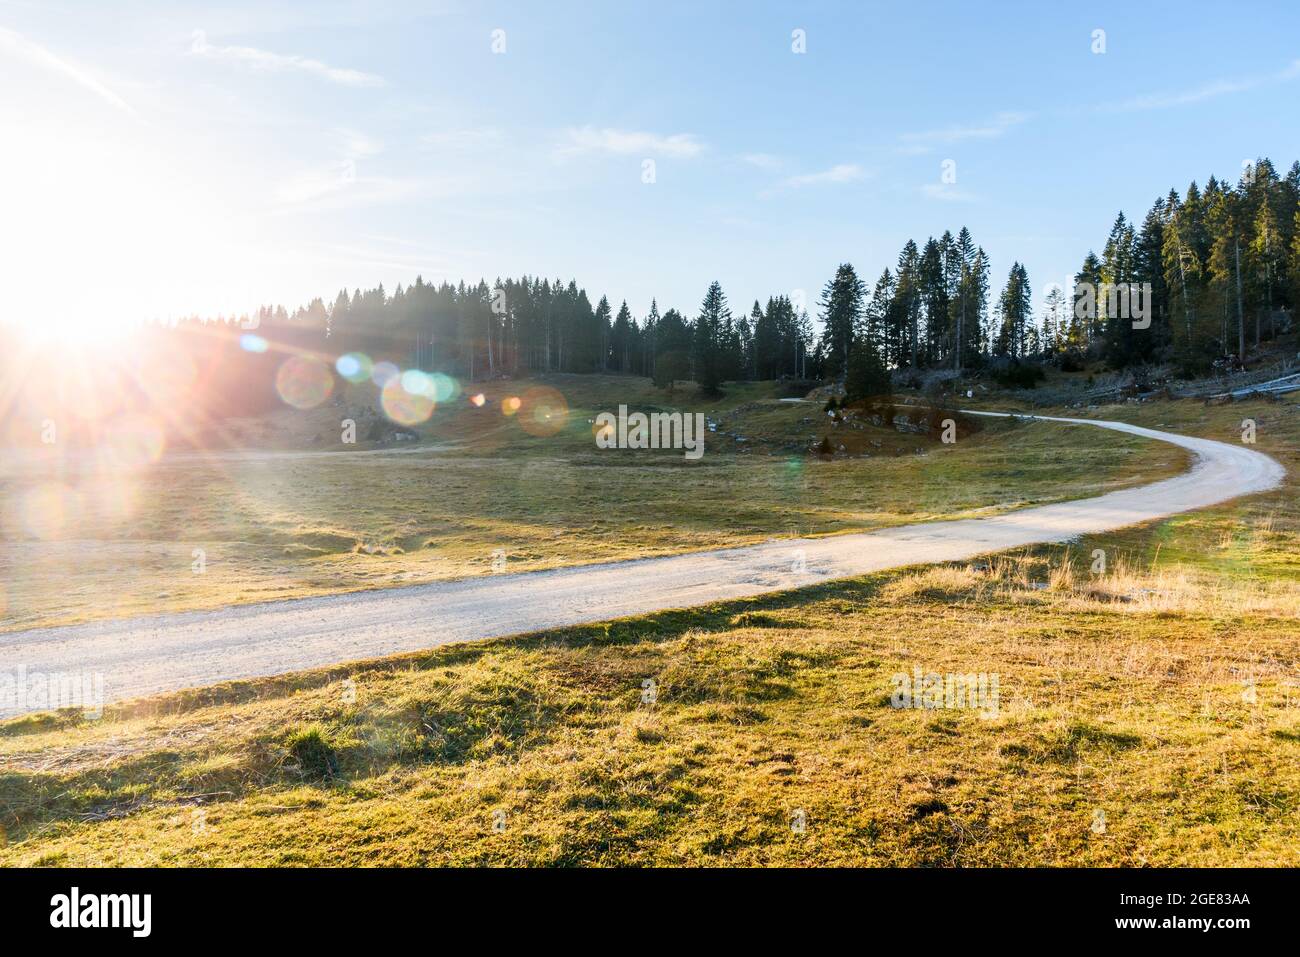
[
  {"left": 817, "top": 263, "right": 865, "bottom": 380},
  {"left": 692, "top": 281, "right": 731, "bottom": 395}
]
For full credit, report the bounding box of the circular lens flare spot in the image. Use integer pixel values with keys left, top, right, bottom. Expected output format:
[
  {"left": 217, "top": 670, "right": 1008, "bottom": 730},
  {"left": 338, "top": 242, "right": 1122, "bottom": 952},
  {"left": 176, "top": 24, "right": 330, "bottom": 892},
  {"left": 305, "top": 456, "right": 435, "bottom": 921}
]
[
  {"left": 518, "top": 387, "right": 569, "bottom": 437},
  {"left": 381, "top": 377, "right": 434, "bottom": 426},
  {"left": 400, "top": 369, "right": 435, "bottom": 398},
  {"left": 275, "top": 356, "right": 334, "bottom": 410},
  {"left": 501, "top": 396, "right": 521, "bottom": 417},
  {"left": 336, "top": 352, "right": 372, "bottom": 383},
  {"left": 371, "top": 361, "right": 400, "bottom": 388},
  {"left": 240, "top": 334, "right": 268, "bottom": 353},
  {"left": 430, "top": 373, "right": 459, "bottom": 402}
]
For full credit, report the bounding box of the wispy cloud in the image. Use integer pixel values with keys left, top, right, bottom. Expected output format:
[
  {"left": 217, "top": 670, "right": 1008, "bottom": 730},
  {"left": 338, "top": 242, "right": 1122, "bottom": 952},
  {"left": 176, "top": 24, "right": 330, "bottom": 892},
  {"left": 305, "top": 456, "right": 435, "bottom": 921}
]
[
  {"left": 0, "top": 25, "right": 133, "bottom": 113},
  {"left": 900, "top": 111, "right": 1029, "bottom": 147},
  {"left": 276, "top": 129, "right": 394, "bottom": 207},
  {"left": 555, "top": 126, "right": 704, "bottom": 159},
  {"left": 276, "top": 172, "right": 426, "bottom": 210},
  {"left": 421, "top": 127, "right": 505, "bottom": 151},
  {"left": 1107, "top": 59, "right": 1300, "bottom": 112},
  {"left": 338, "top": 128, "right": 383, "bottom": 158},
  {"left": 784, "top": 163, "right": 867, "bottom": 188},
  {"left": 740, "top": 152, "right": 783, "bottom": 171},
  {"left": 190, "top": 29, "right": 385, "bottom": 88}
]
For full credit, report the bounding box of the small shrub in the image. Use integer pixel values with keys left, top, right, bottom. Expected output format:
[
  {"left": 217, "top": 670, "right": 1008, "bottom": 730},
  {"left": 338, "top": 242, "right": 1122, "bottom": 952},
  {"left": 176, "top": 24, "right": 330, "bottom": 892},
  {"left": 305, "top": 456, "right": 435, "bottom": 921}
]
[
  {"left": 1057, "top": 348, "right": 1086, "bottom": 372},
  {"left": 284, "top": 724, "right": 340, "bottom": 778},
  {"left": 992, "top": 361, "right": 1047, "bottom": 390}
]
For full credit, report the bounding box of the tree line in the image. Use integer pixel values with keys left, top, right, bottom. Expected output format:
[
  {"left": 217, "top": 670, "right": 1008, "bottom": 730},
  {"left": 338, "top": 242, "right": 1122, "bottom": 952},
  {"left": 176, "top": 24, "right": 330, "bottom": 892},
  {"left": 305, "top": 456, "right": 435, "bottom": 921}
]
[
  {"left": 6, "top": 156, "right": 1294, "bottom": 427},
  {"left": 805, "top": 155, "right": 1300, "bottom": 396},
  {"left": 154, "top": 156, "right": 1300, "bottom": 401},
  {"left": 1065, "top": 157, "right": 1299, "bottom": 374}
]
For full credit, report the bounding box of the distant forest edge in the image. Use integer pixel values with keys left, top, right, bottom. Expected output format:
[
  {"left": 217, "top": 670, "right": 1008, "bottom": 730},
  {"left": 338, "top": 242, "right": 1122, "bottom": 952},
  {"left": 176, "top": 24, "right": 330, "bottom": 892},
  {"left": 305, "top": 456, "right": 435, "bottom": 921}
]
[{"left": 5, "top": 157, "right": 1298, "bottom": 420}]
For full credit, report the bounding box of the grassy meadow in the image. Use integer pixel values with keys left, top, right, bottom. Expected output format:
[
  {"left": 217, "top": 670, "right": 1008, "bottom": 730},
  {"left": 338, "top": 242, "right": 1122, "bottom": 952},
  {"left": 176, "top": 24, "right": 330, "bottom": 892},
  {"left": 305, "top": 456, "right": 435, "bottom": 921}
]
[
  {"left": 0, "top": 391, "right": 1296, "bottom": 866},
  {"left": 0, "top": 375, "right": 1184, "bottom": 631}
]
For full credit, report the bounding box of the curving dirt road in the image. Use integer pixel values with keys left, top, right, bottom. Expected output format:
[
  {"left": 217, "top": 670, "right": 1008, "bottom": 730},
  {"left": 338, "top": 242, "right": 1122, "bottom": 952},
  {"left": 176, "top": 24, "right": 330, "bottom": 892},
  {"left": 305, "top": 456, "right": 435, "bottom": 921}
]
[{"left": 0, "top": 412, "right": 1285, "bottom": 718}]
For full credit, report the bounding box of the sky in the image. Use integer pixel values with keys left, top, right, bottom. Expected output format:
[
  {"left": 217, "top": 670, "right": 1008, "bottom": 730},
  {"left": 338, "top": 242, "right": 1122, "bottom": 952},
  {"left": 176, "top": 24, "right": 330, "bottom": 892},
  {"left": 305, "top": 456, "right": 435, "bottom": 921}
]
[{"left": 2, "top": 0, "right": 1299, "bottom": 335}]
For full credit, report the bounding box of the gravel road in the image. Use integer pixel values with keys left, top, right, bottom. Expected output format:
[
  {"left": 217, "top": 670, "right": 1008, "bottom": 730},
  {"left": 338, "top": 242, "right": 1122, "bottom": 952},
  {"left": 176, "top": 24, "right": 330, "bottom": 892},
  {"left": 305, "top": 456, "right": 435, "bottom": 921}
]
[{"left": 0, "top": 412, "right": 1284, "bottom": 717}]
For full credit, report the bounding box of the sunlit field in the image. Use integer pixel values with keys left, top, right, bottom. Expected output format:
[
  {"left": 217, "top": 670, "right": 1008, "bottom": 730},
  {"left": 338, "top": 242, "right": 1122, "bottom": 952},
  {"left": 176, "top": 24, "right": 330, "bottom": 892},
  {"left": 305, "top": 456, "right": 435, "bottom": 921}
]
[
  {"left": 1, "top": 395, "right": 1294, "bottom": 867},
  {"left": 0, "top": 373, "right": 1185, "bottom": 632}
]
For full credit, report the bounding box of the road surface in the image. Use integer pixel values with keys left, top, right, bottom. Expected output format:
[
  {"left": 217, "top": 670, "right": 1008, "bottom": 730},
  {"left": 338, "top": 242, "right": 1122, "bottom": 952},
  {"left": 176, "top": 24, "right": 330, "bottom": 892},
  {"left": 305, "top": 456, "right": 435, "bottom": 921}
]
[{"left": 0, "top": 412, "right": 1285, "bottom": 717}]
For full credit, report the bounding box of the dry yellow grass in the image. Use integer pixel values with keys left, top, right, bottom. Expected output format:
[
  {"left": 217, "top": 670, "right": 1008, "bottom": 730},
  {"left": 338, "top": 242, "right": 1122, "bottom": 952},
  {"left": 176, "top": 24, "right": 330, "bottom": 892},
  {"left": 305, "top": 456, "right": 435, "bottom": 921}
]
[
  {"left": 0, "top": 376, "right": 1184, "bottom": 631},
  {"left": 0, "top": 393, "right": 1295, "bottom": 866}
]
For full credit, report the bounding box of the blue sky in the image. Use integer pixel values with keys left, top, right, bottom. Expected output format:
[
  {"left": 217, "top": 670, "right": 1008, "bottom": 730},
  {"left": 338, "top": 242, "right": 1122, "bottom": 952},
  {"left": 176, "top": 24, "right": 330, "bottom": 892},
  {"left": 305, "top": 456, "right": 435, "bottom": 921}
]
[{"left": 2, "top": 0, "right": 1298, "bottom": 333}]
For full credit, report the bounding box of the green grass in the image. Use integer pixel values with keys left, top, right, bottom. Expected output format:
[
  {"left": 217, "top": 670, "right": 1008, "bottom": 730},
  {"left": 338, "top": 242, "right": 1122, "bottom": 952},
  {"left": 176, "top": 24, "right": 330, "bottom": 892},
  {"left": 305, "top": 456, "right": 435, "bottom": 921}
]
[
  {"left": 0, "top": 374, "right": 1185, "bottom": 631},
  {"left": 1, "top": 392, "right": 1296, "bottom": 866}
]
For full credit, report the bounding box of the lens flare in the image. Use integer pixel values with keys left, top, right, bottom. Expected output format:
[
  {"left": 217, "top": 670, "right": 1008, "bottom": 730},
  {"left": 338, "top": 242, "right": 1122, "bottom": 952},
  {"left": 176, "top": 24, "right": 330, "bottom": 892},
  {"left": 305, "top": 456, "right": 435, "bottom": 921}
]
[
  {"left": 275, "top": 355, "right": 334, "bottom": 410},
  {"left": 430, "top": 373, "right": 459, "bottom": 402},
  {"left": 52, "top": 357, "right": 124, "bottom": 423},
  {"left": 381, "top": 377, "right": 434, "bottom": 426},
  {"left": 104, "top": 414, "right": 166, "bottom": 469},
  {"left": 21, "top": 484, "right": 77, "bottom": 540},
  {"left": 240, "top": 334, "right": 268, "bottom": 353},
  {"left": 136, "top": 348, "right": 198, "bottom": 407},
  {"left": 336, "top": 352, "right": 372, "bottom": 383},
  {"left": 371, "top": 361, "right": 400, "bottom": 388},
  {"left": 400, "top": 369, "right": 435, "bottom": 397},
  {"left": 517, "top": 386, "right": 569, "bottom": 437},
  {"left": 501, "top": 396, "right": 521, "bottom": 416},
  {"left": 470, "top": 393, "right": 486, "bottom": 407},
  {"left": 84, "top": 474, "right": 140, "bottom": 526}
]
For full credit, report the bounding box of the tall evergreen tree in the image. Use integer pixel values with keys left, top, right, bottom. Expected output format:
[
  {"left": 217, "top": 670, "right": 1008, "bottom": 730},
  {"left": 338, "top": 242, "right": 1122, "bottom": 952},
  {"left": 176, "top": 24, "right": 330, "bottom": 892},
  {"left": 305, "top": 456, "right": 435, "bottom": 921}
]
[
  {"left": 994, "top": 263, "right": 1032, "bottom": 358},
  {"left": 692, "top": 281, "right": 731, "bottom": 395},
  {"left": 818, "top": 263, "right": 865, "bottom": 380}
]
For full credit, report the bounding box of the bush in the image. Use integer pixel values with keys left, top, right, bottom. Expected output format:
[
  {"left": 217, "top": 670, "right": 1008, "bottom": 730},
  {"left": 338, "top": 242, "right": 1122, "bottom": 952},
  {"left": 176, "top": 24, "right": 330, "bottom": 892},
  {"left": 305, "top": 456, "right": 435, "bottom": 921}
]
[
  {"left": 776, "top": 379, "right": 819, "bottom": 399},
  {"left": 991, "top": 361, "right": 1046, "bottom": 390},
  {"left": 284, "top": 724, "right": 340, "bottom": 778},
  {"left": 1057, "top": 348, "right": 1086, "bottom": 373},
  {"left": 846, "top": 340, "right": 892, "bottom": 404}
]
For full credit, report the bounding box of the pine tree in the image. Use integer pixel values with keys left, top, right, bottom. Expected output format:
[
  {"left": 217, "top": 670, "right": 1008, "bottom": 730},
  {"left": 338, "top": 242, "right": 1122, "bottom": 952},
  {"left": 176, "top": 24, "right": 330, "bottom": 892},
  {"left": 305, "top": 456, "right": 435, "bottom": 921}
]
[
  {"left": 610, "top": 300, "right": 634, "bottom": 372},
  {"left": 1041, "top": 285, "right": 1066, "bottom": 355},
  {"left": 1074, "top": 251, "right": 1103, "bottom": 347},
  {"left": 1099, "top": 212, "right": 1139, "bottom": 367},
  {"left": 865, "top": 270, "right": 894, "bottom": 368},
  {"left": 1250, "top": 200, "right": 1282, "bottom": 342},
  {"left": 949, "top": 227, "right": 977, "bottom": 371},
  {"left": 890, "top": 240, "right": 921, "bottom": 368},
  {"left": 1162, "top": 188, "right": 1211, "bottom": 369},
  {"left": 845, "top": 334, "right": 891, "bottom": 405},
  {"left": 692, "top": 281, "right": 731, "bottom": 395},
  {"left": 642, "top": 299, "right": 660, "bottom": 378},
  {"left": 995, "top": 263, "right": 1032, "bottom": 358},
  {"left": 653, "top": 307, "right": 691, "bottom": 390},
  {"left": 818, "top": 263, "right": 865, "bottom": 380},
  {"left": 918, "top": 238, "right": 949, "bottom": 365}
]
